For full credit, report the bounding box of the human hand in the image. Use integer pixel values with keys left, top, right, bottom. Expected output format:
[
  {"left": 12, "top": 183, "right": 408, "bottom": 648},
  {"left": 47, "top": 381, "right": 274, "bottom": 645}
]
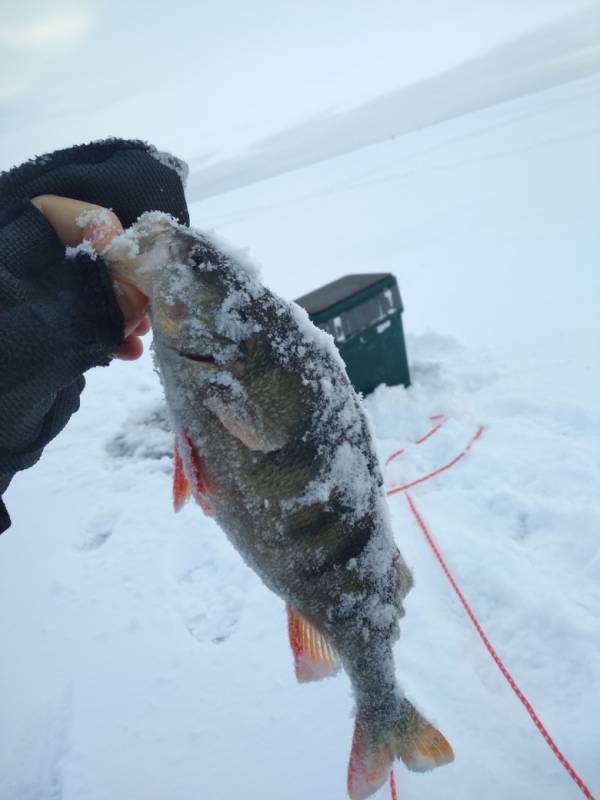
[{"left": 31, "top": 194, "right": 150, "bottom": 360}]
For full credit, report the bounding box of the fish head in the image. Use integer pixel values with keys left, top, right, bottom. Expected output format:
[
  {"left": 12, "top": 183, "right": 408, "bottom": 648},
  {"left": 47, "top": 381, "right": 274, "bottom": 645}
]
[
  {"left": 105, "top": 212, "right": 246, "bottom": 368},
  {"left": 150, "top": 257, "right": 240, "bottom": 374},
  {"left": 106, "top": 213, "right": 306, "bottom": 452}
]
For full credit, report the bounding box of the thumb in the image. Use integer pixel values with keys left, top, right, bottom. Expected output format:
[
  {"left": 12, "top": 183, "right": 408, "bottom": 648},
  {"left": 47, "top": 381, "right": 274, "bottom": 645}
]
[
  {"left": 31, "top": 194, "right": 148, "bottom": 332},
  {"left": 31, "top": 194, "right": 122, "bottom": 249},
  {"left": 111, "top": 279, "right": 149, "bottom": 335}
]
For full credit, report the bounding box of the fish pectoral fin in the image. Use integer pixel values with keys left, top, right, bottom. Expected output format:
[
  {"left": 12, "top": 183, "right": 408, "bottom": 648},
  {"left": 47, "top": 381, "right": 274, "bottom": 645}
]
[
  {"left": 173, "top": 439, "right": 191, "bottom": 511},
  {"left": 209, "top": 403, "right": 287, "bottom": 452},
  {"left": 287, "top": 607, "right": 340, "bottom": 683}
]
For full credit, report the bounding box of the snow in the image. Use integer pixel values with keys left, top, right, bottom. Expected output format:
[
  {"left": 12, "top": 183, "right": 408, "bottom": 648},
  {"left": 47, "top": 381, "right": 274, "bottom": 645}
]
[
  {"left": 64, "top": 240, "right": 97, "bottom": 261},
  {"left": 1, "top": 6, "right": 600, "bottom": 799}
]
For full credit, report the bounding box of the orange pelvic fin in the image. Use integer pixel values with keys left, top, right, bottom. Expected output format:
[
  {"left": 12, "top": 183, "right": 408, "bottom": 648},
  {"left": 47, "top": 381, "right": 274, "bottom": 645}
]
[
  {"left": 181, "top": 431, "right": 214, "bottom": 517},
  {"left": 287, "top": 607, "right": 339, "bottom": 683},
  {"left": 173, "top": 439, "right": 191, "bottom": 512}
]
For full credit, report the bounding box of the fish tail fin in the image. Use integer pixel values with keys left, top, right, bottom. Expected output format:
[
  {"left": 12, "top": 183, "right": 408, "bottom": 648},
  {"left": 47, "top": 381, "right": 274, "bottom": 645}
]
[
  {"left": 394, "top": 699, "right": 454, "bottom": 773},
  {"left": 347, "top": 713, "right": 394, "bottom": 800},
  {"left": 347, "top": 701, "right": 453, "bottom": 799}
]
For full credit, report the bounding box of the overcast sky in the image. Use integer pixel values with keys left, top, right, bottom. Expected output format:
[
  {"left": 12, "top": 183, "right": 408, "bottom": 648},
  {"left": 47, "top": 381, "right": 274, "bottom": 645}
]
[{"left": 1, "top": 0, "right": 598, "bottom": 170}]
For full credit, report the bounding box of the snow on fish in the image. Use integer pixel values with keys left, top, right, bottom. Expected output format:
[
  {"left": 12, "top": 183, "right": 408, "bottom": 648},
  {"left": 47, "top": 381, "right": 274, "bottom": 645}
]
[{"left": 105, "top": 212, "right": 454, "bottom": 799}]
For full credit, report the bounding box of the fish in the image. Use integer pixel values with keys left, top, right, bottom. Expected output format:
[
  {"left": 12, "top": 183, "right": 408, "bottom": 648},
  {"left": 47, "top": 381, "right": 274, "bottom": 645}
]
[{"left": 105, "top": 212, "right": 454, "bottom": 799}]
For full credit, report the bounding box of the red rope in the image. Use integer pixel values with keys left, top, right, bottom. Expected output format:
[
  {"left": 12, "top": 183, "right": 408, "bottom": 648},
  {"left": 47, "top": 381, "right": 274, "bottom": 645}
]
[
  {"left": 384, "top": 415, "right": 449, "bottom": 467},
  {"left": 382, "top": 419, "right": 596, "bottom": 800},
  {"left": 386, "top": 426, "right": 484, "bottom": 495},
  {"left": 389, "top": 768, "right": 398, "bottom": 800},
  {"left": 403, "top": 492, "right": 596, "bottom": 800}
]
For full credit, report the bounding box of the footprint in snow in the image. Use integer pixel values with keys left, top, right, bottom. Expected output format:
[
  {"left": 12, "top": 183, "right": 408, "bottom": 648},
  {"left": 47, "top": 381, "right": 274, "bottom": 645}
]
[
  {"left": 108, "top": 403, "right": 253, "bottom": 643},
  {"left": 175, "top": 561, "right": 247, "bottom": 644},
  {"left": 76, "top": 509, "right": 119, "bottom": 551},
  {"left": 105, "top": 403, "right": 173, "bottom": 464}
]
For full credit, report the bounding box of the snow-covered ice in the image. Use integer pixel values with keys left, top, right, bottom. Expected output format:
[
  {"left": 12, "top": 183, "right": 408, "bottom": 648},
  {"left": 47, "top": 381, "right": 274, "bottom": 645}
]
[
  {"left": 2, "top": 326, "right": 598, "bottom": 799},
  {"left": 1, "top": 7, "right": 600, "bottom": 798}
]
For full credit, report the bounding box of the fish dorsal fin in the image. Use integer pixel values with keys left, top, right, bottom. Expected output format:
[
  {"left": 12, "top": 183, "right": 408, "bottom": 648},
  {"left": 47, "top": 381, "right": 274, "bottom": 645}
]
[
  {"left": 287, "top": 607, "right": 340, "bottom": 683},
  {"left": 173, "top": 438, "right": 191, "bottom": 511}
]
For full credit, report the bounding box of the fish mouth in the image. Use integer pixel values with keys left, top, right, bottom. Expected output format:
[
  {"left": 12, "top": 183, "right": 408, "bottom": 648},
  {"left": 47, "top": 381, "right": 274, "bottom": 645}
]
[
  {"left": 164, "top": 343, "right": 225, "bottom": 369},
  {"left": 177, "top": 351, "right": 217, "bottom": 366}
]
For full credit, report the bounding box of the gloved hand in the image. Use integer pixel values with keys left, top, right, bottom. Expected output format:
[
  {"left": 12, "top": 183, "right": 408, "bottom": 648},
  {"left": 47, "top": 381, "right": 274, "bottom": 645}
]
[
  {"left": 31, "top": 194, "right": 151, "bottom": 361},
  {"left": 0, "top": 138, "right": 189, "bottom": 533}
]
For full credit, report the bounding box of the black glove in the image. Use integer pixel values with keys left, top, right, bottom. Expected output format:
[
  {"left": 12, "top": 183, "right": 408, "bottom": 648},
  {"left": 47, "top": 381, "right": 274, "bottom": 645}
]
[{"left": 0, "top": 138, "right": 189, "bottom": 533}]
